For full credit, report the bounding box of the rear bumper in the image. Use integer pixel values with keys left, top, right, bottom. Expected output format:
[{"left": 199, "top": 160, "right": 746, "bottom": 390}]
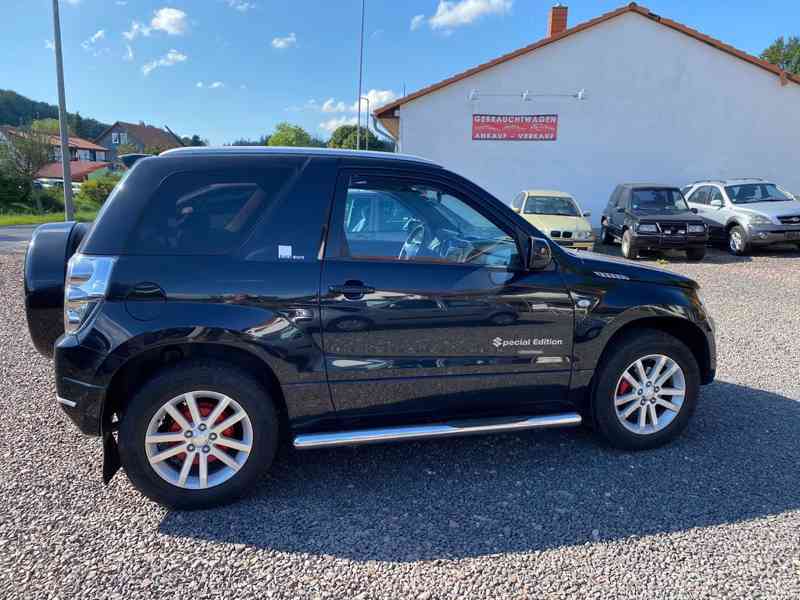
[{"left": 54, "top": 332, "right": 109, "bottom": 436}]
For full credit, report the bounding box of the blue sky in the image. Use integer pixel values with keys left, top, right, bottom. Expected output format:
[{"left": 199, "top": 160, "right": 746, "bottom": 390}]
[{"left": 4, "top": 0, "right": 799, "bottom": 144}]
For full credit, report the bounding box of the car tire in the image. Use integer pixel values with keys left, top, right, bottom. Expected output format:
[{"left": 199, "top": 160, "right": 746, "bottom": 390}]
[
  {"left": 593, "top": 329, "right": 700, "bottom": 451},
  {"left": 728, "top": 225, "right": 749, "bottom": 256},
  {"left": 601, "top": 222, "right": 614, "bottom": 245},
  {"left": 621, "top": 230, "right": 638, "bottom": 259},
  {"left": 685, "top": 247, "right": 706, "bottom": 262},
  {"left": 118, "top": 360, "right": 279, "bottom": 509}
]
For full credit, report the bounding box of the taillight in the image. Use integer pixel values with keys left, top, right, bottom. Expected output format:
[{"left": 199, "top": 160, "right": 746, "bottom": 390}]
[{"left": 64, "top": 254, "right": 117, "bottom": 334}]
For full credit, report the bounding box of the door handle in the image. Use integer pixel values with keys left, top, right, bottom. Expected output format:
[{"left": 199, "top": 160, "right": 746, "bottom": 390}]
[{"left": 329, "top": 281, "right": 375, "bottom": 299}]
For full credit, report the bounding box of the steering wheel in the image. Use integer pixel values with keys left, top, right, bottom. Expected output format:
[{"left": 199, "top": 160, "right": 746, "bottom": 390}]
[{"left": 398, "top": 223, "right": 427, "bottom": 260}]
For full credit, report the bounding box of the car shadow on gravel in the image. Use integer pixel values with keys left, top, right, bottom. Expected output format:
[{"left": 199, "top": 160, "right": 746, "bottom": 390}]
[{"left": 158, "top": 381, "right": 800, "bottom": 561}]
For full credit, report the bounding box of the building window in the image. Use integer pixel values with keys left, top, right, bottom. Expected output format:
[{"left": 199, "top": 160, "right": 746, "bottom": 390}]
[
  {"left": 111, "top": 133, "right": 119, "bottom": 144},
  {"left": 120, "top": 132, "right": 128, "bottom": 145}
]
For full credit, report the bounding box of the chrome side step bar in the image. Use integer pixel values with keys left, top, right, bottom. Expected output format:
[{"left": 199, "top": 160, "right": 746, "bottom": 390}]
[{"left": 293, "top": 412, "right": 582, "bottom": 449}]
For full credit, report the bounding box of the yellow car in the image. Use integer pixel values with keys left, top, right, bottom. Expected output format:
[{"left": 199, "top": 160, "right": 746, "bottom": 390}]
[{"left": 511, "top": 190, "right": 595, "bottom": 251}]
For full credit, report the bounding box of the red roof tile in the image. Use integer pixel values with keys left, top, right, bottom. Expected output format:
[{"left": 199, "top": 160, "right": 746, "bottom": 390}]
[{"left": 37, "top": 161, "right": 110, "bottom": 181}]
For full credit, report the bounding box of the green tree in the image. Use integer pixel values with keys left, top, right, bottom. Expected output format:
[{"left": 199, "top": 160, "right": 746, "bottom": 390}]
[
  {"left": 32, "top": 117, "right": 74, "bottom": 136},
  {"left": 761, "top": 36, "right": 800, "bottom": 75},
  {"left": 327, "top": 125, "right": 392, "bottom": 152},
  {"left": 181, "top": 134, "right": 208, "bottom": 147},
  {"left": 76, "top": 174, "right": 122, "bottom": 207},
  {"left": 267, "top": 122, "right": 325, "bottom": 147},
  {"left": 116, "top": 143, "right": 140, "bottom": 156},
  {"left": 0, "top": 125, "right": 53, "bottom": 212}
]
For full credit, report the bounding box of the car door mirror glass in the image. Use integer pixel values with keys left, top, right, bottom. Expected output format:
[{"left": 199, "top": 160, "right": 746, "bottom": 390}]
[
  {"left": 582, "top": 211, "right": 591, "bottom": 218},
  {"left": 528, "top": 237, "right": 552, "bottom": 271}
]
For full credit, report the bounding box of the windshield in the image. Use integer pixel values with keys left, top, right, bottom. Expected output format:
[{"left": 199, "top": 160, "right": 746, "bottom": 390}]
[
  {"left": 630, "top": 188, "right": 689, "bottom": 213},
  {"left": 725, "top": 183, "right": 792, "bottom": 204},
  {"left": 523, "top": 196, "right": 579, "bottom": 217}
]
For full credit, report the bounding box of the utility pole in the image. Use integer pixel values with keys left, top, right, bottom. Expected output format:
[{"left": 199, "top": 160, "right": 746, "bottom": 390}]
[
  {"left": 360, "top": 96, "right": 370, "bottom": 151},
  {"left": 51, "top": 0, "right": 74, "bottom": 220},
  {"left": 355, "top": 0, "right": 365, "bottom": 151}
]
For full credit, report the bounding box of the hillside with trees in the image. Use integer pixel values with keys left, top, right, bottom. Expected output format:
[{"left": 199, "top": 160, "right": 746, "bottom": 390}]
[{"left": 0, "top": 89, "right": 109, "bottom": 140}]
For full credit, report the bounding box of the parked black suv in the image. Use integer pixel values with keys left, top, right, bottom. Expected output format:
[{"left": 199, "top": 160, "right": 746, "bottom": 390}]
[
  {"left": 600, "top": 184, "right": 709, "bottom": 260},
  {"left": 24, "top": 149, "right": 716, "bottom": 508}
]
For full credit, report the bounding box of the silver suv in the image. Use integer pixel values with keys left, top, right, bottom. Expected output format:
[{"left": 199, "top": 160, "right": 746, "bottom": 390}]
[{"left": 683, "top": 178, "right": 800, "bottom": 255}]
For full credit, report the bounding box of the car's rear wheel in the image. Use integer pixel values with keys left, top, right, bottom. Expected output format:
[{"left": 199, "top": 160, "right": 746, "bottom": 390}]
[
  {"left": 118, "top": 360, "right": 278, "bottom": 509},
  {"left": 593, "top": 330, "right": 699, "bottom": 450},
  {"left": 685, "top": 247, "right": 706, "bottom": 262},
  {"left": 621, "top": 230, "right": 638, "bottom": 259},
  {"left": 728, "top": 225, "right": 749, "bottom": 256},
  {"left": 601, "top": 222, "right": 614, "bottom": 245}
]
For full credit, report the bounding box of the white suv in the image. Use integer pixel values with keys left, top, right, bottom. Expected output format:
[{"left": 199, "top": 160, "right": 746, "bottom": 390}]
[{"left": 683, "top": 178, "right": 800, "bottom": 255}]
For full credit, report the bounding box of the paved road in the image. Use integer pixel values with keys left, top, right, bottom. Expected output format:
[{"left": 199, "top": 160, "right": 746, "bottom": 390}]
[{"left": 0, "top": 225, "right": 36, "bottom": 254}]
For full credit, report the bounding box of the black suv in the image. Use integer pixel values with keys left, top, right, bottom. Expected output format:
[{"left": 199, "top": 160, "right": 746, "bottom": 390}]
[
  {"left": 24, "top": 148, "right": 716, "bottom": 508},
  {"left": 600, "top": 184, "right": 709, "bottom": 260}
]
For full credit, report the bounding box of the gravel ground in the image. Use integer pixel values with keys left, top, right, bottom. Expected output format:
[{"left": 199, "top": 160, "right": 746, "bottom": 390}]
[{"left": 1, "top": 245, "right": 799, "bottom": 600}]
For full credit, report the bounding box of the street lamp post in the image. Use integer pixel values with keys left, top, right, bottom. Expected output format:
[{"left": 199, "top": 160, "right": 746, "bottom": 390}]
[
  {"left": 51, "top": 0, "right": 74, "bottom": 221},
  {"left": 360, "top": 96, "right": 370, "bottom": 151}
]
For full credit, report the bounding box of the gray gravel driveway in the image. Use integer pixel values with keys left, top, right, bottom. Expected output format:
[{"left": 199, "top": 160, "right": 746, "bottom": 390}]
[{"left": 1, "top": 245, "right": 799, "bottom": 599}]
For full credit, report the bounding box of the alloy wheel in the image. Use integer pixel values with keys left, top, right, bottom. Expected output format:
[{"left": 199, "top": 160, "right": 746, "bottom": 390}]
[
  {"left": 729, "top": 230, "right": 743, "bottom": 253},
  {"left": 145, "top": 391, "right": 253, "bottom": 489},
  {"left": 613, "top": 354, "right": 686, "bottom": 435}
]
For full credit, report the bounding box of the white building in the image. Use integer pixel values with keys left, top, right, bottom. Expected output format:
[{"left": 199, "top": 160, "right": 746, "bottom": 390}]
[{"left": 375, "top": 3, "right": 800, "bottom": 222}]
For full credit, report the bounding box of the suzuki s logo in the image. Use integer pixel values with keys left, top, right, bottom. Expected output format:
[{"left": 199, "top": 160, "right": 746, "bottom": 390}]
[{"left": 492, "top": 337, "right": 564, "bottom": 348}]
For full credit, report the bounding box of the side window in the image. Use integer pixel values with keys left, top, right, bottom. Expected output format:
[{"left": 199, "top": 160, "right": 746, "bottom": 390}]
[
  {"left": 709, "top": 187, "right": 724, "bottom": 204},
  {"left": 689, "top": 186, "right": 709, "bottom": 205},
  {"left": 131, "top": 168, "right": 295, "bottom": 254},
  {"left": 334, "top": 176, "right": 521, "bottom": 269},
  {"left": 511, "top": 193, "right": 524, "bottom": 210}
]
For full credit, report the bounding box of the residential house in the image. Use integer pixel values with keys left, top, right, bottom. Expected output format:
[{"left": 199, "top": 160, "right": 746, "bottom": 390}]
[{"left": 95, "top": 121, "right": 183, "bottom": 160}]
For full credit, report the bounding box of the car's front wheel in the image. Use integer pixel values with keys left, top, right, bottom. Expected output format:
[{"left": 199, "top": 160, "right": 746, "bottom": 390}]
[
  {"left": 118, "top": 360, "right": 278, "bottom": 509},
  {"left": 621, "top": 230, "right": 638, "bottom": 259},
  {"left": 593, "top": 330, "right": 699, "bottom": 450},
  {"left": 728, "top": 225, "right": 749, "bottom": 256}
]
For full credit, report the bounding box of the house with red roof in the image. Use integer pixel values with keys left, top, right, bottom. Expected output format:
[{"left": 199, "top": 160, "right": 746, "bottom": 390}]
[
  {"left": 94, "top": 121, "right": 183, "bottom": 161},
  {"left": 374, "top": 3, "right": 800, "bottom": 219}
]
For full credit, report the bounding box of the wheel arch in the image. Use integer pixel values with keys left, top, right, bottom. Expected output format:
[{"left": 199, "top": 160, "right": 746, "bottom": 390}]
[
  {"left": 103, "top": 342, "right": 289, "bottom": 435},
  {"left": 597, "top": 316, "right": 713, "bottom": 385}
]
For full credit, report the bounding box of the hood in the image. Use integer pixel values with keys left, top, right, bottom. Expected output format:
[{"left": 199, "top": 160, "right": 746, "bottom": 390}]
[
  {"left": 631, "top": 211, "right": 704, "bottom": 224},
  {"left": 522, "top": 214, "right": 592, "bottom": 232},
  {"left": 571, "top": 250, "right": 698, "bottom": 289},
  {"left": 733, "top": 200, "right": 800, "bottom": 220}
]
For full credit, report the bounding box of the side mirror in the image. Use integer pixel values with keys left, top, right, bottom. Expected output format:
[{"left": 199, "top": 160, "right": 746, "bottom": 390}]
[
  {"left": 710, "top": 199, "right": 723, "bottom": 208},
  {"left": 691, "top": 207, "right": 699, "bottom": 214},
  {"left": 512, "top": 206, "right": 521, "bottom": 213},
  {"left": 582, "top": 211, "right": 591, "bottom": 218},
  {"left": 528, "top": 237, "right": 552, "bottom": 271}
]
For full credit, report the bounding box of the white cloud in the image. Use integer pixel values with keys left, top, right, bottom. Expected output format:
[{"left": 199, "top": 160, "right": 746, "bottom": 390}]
[
  {"left": 410, "top": 14, "right": 426, "bottom": 31},
  {"left": 123, "top": 20, "right": 151, "bottom": 41},
  {"left": 226, "top": 0, "right": 256, "bottom": 11},
  {"left": 358, "top": 89, "right": 400, "bottom": 109},
  {"left": 81, "top": 29, "right": 105, "bottom": 51},
  {"left": 45, "top": 40, "right": 55, "bottom": 51},
  {"left": 123, "top": 44, "right": 134, "bottom": 61},
  {"left": 116, "top": 1, "right": 128, "bottom": 5},
  {"left": 151, "top": 7, "right": 188, "bottom": 35},
  {"left": 322, "top": 98, "right": 348, "bottom": 113},
  {"left": 319, "top": 116, "right": 358, "bottom": 133},
  {"left": 271, "top": 32, "right": 297, "bottom": 49},
  {"left": 210, "top": 81, "right": 225, "bottom": 89},
  {"left": 196, "top": 81, "right": 204, "bottom": 88},
  {"left": 65, "top": 0, "right": 81, "bottom": 5},
  {"left": 426, "top": 0, "right": 512, "bottom": 30},
  {"left": 142, "top": 49, "right": 187, "bottom": 75},
  {"left": 240, "top": 84, "right": 248, "bottom": 90}
]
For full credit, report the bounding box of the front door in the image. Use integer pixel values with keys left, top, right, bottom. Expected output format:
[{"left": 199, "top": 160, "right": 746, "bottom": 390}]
[{"left": 319, "top": 170, "right": 575, "bottom": 427}]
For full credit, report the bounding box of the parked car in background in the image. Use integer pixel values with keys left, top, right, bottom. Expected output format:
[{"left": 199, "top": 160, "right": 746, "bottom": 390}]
[
  {"left": 511, "top": 190, "right": 594, "bottom": 250},
  {"left": 682, "top": 178, "right": 800, "bottom": 255},
  {"left": 601, "top": 184, "right": 708, "bottom": 261},
  {"left": 24, "top": 148, "right": 716, "bottom": 508}
]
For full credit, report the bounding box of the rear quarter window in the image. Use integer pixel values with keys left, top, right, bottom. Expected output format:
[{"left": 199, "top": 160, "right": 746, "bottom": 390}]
[{"left": 129, "top": 168, "right": 294, "bottom": 254}]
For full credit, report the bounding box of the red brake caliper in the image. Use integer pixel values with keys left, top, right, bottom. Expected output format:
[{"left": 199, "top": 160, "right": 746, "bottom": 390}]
[
  {"left": 168, "top": 401, "right": 236, "bottom": 464},
  {"left": 617, "top": 378, "right": 632, "bottom": 396}
]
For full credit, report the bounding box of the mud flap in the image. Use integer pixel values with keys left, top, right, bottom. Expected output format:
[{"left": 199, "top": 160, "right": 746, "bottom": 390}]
[{"left": 102, "top": 432, "right": 121, "bottom": 484}]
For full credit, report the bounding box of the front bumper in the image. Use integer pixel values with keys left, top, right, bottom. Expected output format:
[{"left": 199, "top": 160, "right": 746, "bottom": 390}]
[
  {"left": 745, "top": 224, "right": 800, "bottom": 246},
  {"left": 556, "top": 239, "right": 595, "bottom": 251},
  {"left": 630, "top": 232, "right": 708, "bottom": 250}
]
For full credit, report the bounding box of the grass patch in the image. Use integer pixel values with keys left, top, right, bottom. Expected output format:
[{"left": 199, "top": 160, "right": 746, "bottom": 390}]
[{"left": 0, "top": 210, "right": 98, "bottom": 226}]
